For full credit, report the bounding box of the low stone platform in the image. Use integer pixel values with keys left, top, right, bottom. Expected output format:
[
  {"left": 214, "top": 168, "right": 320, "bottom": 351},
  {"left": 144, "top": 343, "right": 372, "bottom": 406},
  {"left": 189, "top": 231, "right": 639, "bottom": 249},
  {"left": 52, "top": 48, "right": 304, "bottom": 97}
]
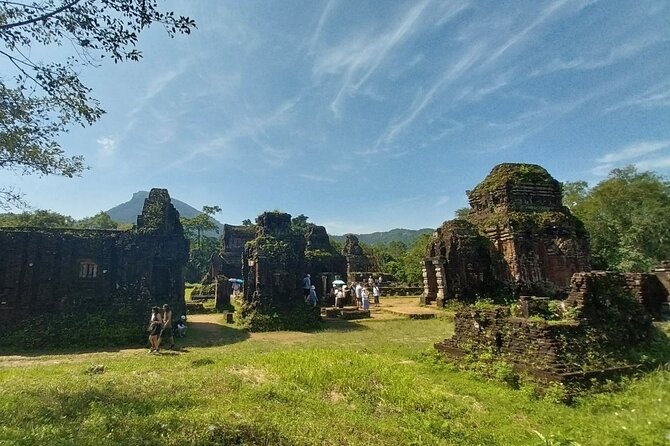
[
  {"left": 321, "top": 306, "right": 371, "bottom": 320},
  {"left": 382, "top": 308, "right": 436, "bottom": 319}
]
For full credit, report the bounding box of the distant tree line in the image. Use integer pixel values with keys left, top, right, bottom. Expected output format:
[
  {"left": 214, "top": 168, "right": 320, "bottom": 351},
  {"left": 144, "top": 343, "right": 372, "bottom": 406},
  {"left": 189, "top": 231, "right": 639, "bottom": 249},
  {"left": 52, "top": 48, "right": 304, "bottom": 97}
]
[{"left": 0, "top": 210, "right": 130, "bottom": 230}]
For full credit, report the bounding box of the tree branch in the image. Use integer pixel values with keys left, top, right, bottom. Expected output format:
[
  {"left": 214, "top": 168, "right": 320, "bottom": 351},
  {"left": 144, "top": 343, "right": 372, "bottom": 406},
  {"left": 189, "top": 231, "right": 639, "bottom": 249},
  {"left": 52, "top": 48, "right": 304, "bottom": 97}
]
[{"left": 0, "top": 0, "right": 83, "bottom": 31}]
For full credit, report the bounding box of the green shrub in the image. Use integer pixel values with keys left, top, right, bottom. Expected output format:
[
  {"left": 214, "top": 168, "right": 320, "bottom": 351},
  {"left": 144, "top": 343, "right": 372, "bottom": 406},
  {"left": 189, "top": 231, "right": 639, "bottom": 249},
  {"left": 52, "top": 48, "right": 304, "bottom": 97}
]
[
  {"left": 233, "top": 299, "right": 321, "bottom": 332},
  {"left": 191, "top": 283, "right": 216, "bottom": 297},
  {"left": 0, "top": 313, "right": 145, "bottom": 350},
  {"left": 543, "top": 381, "right": 569, "bottom": 404}
]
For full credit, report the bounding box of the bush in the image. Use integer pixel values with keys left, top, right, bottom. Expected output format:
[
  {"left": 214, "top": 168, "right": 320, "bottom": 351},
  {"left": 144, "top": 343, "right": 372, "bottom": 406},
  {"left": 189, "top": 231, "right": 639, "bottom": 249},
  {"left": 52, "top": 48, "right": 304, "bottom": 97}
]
[
  {"left": 0, "top": 313, "right": 146, "bottom": 350},
  {"left": 191, "top": 283, "right": 216, "bottom": 297},
  {"left": 543, "top": 381, "right": 569, "bottom": 404},
  {"left": 233, "top": 299, "right": 321, "bottom": 332}
]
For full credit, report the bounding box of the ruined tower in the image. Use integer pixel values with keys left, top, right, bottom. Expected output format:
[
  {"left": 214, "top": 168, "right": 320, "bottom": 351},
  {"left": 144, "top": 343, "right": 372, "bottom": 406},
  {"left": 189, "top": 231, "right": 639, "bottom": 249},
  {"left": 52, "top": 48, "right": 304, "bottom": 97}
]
[{"left": 423, "top": 163, "right": 591, "bottom": 304}]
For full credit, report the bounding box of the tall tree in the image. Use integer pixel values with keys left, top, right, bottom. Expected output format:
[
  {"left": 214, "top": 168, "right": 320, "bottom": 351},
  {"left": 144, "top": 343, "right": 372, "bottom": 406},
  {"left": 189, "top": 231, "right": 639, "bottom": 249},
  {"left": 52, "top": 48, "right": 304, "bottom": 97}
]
[
  {"left": 181, "top": 206, "right": 220, "bottom": 249},
  {"left": 180, "top": 205, "right": 221, "bottom": 282},
  {"left": 561, "top": 180, "right": 589, "bottom": 212},
  {"left": 0, "top": 1, "right": 195, "bottom": 208},
  {"left": 291, "top": 214, "right": 310, "bottom": 235},
  {"left": 568, "top": 166, "right": 670, "bottom": 272}
]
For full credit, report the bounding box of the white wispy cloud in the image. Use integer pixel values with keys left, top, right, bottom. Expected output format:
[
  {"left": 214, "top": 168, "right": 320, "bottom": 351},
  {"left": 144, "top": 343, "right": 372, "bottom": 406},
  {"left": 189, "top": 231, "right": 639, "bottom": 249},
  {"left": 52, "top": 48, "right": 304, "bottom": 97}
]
[
  {"left": 635, "top": 156, "right": 670, "bottom": 171},
  {"left": 435, "top": 2, "right": 470, "bottom": 27},
  {"left": 470, "top": 76, "right": 629, "bottom": 154},
  {"left": 300, "top": 173, "right": 337, "bottom": 183},
  {"left": 435, "top": 195, "right": 450, "bottom": 206},
  {"left": 376, "top": 42, "right": 485, "bottom": 146},
  {"left": 261, "top": 146, "right": 292, "bottom": 167},
  {"left": 482, "top": 0, "right": 573, "bottom": 67},
  {"left": 96, "top": 136, "right": 117, "bottom": 156},
  {"left": 591, "top": 140, "right": 670, "bottom": 176},
  {"left": 597, "top": 140, "right": 670, "bottom": 164},
  {"left": 307, "top": 0, "right": 338, "bottom": 53},
  {"left": 313, "top": 0, "right": 432, "bottom": 115},
  {"left": 534, "top": 35, "right": 667, "bottom": 76},
  {"left": 144, "top": 66, "right": 186, "bottom": 100},
  {"left": 605, "top": 81, "right": 670, "bottom": 114}
]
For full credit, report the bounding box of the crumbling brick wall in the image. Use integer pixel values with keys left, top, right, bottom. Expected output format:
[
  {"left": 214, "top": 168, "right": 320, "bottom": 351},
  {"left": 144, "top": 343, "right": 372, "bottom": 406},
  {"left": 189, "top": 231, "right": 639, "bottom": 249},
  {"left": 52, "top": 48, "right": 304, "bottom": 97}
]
[
  {"left": 436, "top": 271, "right": 654, "bottom": 378},
  {"left": 0, "top": 189, "right": 189, "bottom": 337}
]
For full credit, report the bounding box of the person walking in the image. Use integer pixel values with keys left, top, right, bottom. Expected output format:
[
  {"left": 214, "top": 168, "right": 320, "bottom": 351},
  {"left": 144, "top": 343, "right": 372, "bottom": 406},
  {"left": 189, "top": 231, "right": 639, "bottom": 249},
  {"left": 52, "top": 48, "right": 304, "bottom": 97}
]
[
  {"left": 160, "top": 304, "right": 174, "bottom": 350},
  {"left": 309, "top": 285, "right": 318, "bottom": 307},
  {"left": 148, "top": 306, "right": 163, "bottom": 353},
  {"left": 302, "top": 274, "right": 311, "bottom": 302}
]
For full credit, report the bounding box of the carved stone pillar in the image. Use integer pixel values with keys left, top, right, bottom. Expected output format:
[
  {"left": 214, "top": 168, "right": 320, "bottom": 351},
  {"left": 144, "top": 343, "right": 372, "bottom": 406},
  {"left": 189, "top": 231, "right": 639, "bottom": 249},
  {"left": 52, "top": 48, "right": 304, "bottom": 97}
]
[
  {"left": 421, "top": 260, "right": 438, "bottom": 305},
  {"left": 434, "top": 261, "right": 447, "bottom": 307}
]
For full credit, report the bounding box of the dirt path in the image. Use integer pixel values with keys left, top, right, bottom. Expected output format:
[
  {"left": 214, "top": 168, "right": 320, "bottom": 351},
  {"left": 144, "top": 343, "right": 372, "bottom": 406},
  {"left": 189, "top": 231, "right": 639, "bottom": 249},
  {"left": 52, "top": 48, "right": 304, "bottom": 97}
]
[
  {"left": 0, "top": 300, "right": 446, "bottom": 367},
  {"left": 0, "top": 314, "right": 229, "bottom": 368}
]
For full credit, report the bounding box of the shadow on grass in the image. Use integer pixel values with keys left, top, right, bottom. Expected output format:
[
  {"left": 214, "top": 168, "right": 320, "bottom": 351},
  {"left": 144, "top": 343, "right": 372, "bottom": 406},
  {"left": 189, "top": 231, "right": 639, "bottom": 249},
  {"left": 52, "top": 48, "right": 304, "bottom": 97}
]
[
  {"left": 0, "top": 319, "right": 250, "bottom": 358},
  {"left": 310, "top": 318, "right": 371, "bottom": 333},
  {"left": 175, "top": 320, "right": 250, "bottom": 348}
]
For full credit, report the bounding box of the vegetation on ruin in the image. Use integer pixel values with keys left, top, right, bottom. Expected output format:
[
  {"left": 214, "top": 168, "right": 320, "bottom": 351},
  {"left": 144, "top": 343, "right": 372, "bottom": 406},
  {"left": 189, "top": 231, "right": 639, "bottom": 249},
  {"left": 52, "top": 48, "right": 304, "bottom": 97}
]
[
  {"left": 0, "top": 1, "right": 195, "bottom": 209},
  {"left": 0, "top": 315, "right": 669, "bottom": 445},
  {"left": 468, "top": 163, "right": 556, "bottom": 198},
  {"left": 248, "top": 236, "right": 293, "bottom": 264},
  {"left": 467, "top": 208, "right": 587, "bottom": 238},
  {"left": 563, "top": 166, "right": 670, "bottom": 272},
  {"left": 304, "top": 249, "right": 336, "bottom": 262},
  {"left": 233, "top": 298, "right": 321, "bottom": 332}
]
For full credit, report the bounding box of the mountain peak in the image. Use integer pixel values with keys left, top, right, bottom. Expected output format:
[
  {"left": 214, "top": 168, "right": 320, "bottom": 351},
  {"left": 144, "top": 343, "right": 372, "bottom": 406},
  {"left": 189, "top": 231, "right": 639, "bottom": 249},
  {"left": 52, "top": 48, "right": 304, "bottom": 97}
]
[{"left": 106, "top": 191, "right": 224, "bottom": 233}]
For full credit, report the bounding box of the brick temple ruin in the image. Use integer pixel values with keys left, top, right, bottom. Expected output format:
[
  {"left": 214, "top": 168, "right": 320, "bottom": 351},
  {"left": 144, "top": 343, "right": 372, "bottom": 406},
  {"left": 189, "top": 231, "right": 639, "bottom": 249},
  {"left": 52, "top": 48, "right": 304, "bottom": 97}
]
[
  {"left": 422, "top": 163, "right": 591, "bottom": 305},
  {"left": 206, "top": 224, "right": 256, "bottom": 281},
  {"left": 0, "top": 189, "right": 189, "bottom": 342},
  {"left": 428, "top": 163, "right": 670, "bottom": 383},
  {"left": 436, "top": 271, "right": 668, "bottom": 383},
  {"left": 231, "top": 211, "right": 346, "bottom": 329}
]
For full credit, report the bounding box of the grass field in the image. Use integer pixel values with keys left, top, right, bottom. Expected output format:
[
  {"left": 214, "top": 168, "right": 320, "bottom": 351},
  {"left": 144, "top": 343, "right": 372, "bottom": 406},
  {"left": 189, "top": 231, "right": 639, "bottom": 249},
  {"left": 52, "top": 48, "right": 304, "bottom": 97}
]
[{"left": 0, "top": 300, "right": 669, "bottom": 445}]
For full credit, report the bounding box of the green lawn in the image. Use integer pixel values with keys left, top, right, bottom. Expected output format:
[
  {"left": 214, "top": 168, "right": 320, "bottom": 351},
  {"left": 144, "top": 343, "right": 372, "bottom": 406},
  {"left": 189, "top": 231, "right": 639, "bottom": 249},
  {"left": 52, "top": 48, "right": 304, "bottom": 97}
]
[{"left": 0, "top": 314, "right": 669, "bottom": 445}]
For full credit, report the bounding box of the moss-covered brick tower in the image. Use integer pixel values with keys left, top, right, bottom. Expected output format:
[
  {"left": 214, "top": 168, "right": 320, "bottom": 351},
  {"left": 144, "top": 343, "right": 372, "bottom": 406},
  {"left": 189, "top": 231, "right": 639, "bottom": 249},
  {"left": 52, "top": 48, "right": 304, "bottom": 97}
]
[{"left": 423, "top": 163, "right": 591, "bottom": 304}]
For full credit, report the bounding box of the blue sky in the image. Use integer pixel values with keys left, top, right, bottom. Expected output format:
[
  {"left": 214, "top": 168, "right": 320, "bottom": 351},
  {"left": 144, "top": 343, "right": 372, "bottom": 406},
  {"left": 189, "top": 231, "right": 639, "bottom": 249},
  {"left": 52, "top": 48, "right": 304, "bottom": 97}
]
[{"left": 1, "top": 0, "right": 669, "bottom": 234}]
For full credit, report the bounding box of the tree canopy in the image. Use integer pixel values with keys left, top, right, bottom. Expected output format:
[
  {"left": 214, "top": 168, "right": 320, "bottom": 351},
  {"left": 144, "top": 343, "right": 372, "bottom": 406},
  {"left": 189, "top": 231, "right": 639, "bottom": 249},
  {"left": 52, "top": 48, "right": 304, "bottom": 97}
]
[
  {"left": 180, "top": 205, "right": 222, "bottom": 283},
  {"left": 0, "top": 0, "right": 195, "bottom": 208},
  {"left": 564, "top": 166, "right": 670, "bottom": 272},
  {"left": 366, "top": 234, "right": 431, "bottom": 285},
  {"left": 0, "top": 209, "right": 123, "bottom": 229}
]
